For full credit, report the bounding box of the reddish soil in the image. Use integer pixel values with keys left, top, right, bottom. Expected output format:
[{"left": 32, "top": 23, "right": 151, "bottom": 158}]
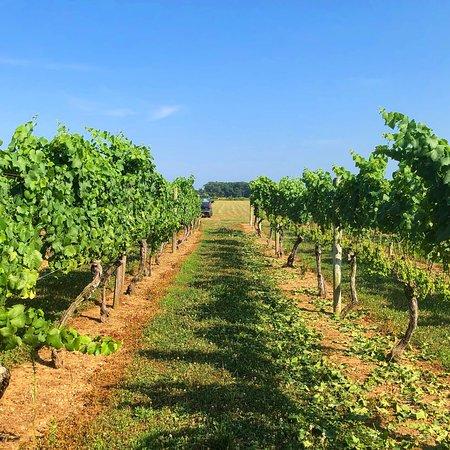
[
  {"left": 0, "top": 230, "right": 201, "bottom": 449},
  {"left": 243, "top": 223, "right": 450, "bottom": 387}
]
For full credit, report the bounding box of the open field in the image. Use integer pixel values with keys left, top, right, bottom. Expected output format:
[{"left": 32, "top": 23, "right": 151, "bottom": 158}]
[{"left": 208, "top": 199, "right": 250, "bottom": 224}]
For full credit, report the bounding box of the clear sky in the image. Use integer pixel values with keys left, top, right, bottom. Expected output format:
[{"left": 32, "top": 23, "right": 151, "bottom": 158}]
[{"left": 1, "top": 0, "right": 449, "bottom": 186}]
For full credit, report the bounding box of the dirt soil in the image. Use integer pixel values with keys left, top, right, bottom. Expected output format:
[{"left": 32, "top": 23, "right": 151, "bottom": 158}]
[{"left": 0, "top": 230, "right": 201, "bottom": 449}]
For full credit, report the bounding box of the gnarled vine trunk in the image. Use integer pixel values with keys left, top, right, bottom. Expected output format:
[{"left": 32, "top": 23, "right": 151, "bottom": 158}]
[
  {"left": 52, "top": 260, "right": 103, "bottom": 367},
  {"left": 256, "top": 218, "right": 263, "bottom": 237},
  {"left": 126, "top": 239, "right": 149, "bottom": 296},
  {"left": 387, "top": 284, "right": 418, "bottom": 362},
  {"left": 341, "top": 251, "right": 358, "bottom": 318},
  {"left": 315, "top": 244, "right": 326, "bottom": 297},
  {"left": 0, "top": 365, "right": 10, "bottom": 399},
  {"left": 155, "top": 242, "right": 165, "bottom": 265},
  {"left": 59, "top": 261, "right": 103, "bottom": 327},
  {"left": 183, "top": 225, "right": 190, "bottom": 241},
  {"left": 286, "top": 235, "right": 303, "bottom": 267}
]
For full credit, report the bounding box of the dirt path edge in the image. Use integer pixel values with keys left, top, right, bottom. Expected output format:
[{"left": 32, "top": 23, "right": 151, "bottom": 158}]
[{"left": 0, "top": 230, "right": 202, "bottom": 450}]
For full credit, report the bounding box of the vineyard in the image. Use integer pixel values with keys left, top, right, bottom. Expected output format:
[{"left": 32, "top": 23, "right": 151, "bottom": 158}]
[{"left": 0, "top": 111, "right": 449, "bottom": 449}]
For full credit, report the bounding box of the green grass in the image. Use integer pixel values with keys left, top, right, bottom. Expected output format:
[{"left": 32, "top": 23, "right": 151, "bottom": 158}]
[{"left": 208, "top": 199, "right": 250, "bottom": 224}]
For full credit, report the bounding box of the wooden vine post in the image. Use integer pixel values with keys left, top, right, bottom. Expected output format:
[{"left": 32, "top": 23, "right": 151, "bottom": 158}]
[
  {"left": 126, "top": 239, "right": 149, "bottom": 296},
  {"left": 172, "top": 186, "right": 178, "bottom": 253},
  {"left": 341, "top": 251, "right": 358, "bottom": 318},
  {"left": 121, "top": 255, "right": 127, "bottom": 286},
  {"left": 277, "top": 228, "right": 284, "bottom": 258},
  {"left": 113, "top": 261, "right": 122, "bottom": 308},
  {"left": 274, "top": 227, "right": 279, "bottom": 257},
  {"left": 113, "top": 254, "right": 126, "bottom": 308},
  {"left": 332, "top": 225, "right": 342, "bottom": 316},
  {"left": 249, "top": 204, "right": 254, "bottom": 227},
  {"left": 267, "top": 227, "right": 273, "bottom": 246},
  {"left": 100, "top": 259, "right": 122, "bottom": 322},
  {"left": 315, "top": 243, "right": 326, "bottom": 297}
]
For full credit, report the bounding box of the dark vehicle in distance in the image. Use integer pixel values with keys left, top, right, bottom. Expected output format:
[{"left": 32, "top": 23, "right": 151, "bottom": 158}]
[{"left": 201, "top": 198, "right": 213, "bottom": 217}]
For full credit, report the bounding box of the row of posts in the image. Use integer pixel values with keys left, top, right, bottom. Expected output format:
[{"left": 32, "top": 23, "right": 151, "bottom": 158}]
[
  {"left": 112, "top": 225, "right": 190, "bottom": 308},
  {"left": 249, "top": 202, "right": 342, "bottom": 316},
  {"left": 113, "top": 187, "right": 182, "bottom": 307}
]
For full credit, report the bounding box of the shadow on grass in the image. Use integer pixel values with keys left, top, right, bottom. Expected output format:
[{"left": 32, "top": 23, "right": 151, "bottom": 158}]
[{"left": 119, "top": 228, "right": 302, "bottom": 447}]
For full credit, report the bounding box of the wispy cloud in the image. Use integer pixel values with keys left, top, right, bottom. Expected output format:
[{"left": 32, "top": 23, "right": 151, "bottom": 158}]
[
  {"left": 67, "top": 96, "right": 182, "bottom": 121},
  {"left": 0, "top": 56, "right": 95, "bottom": 72},
  {"left": 0, "top": 57, "right": 30, "bottom": 67},
  {"left": 68, "top": 96, "right": 135, "bottom": 117},
  {"left": 104, "top": 108, "right": 136, "bottom": 118},
  {"left": 150, "top": 105, "right": 181, "bottom": 121}
]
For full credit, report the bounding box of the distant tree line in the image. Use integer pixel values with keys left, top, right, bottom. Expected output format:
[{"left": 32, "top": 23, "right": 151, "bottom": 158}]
[{"left": 199, "top": 181, "right": 250, "bottom": 198}]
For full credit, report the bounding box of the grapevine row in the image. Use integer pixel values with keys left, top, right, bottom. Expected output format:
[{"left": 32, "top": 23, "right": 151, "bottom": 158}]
[
  {"left": 0, "top": 121, "right": 200, "bottom": 397},
  {"left": 250, "top": 109, "right": 450, "bottom": 361}
]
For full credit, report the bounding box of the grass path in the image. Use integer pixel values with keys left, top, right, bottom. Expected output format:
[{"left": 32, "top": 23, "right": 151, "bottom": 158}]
[{"left": 44, "top": 202, "right": 449, "bottom": 449}]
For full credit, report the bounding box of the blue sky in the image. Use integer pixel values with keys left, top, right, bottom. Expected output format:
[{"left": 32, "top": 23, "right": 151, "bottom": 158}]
[{"left": 1, "top": 1, "right": 449, "bottom": 186}]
